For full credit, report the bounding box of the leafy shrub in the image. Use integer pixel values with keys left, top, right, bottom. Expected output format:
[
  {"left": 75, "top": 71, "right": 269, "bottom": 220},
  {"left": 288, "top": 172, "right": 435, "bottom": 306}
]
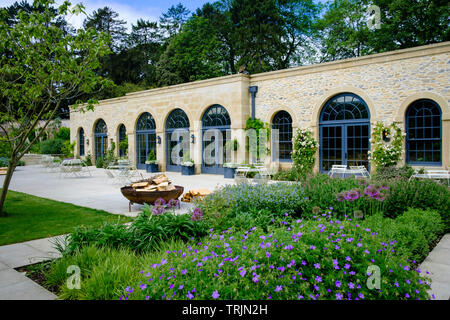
[
  {"left": 363, "top": 208, "right": 444, "bottom": 262},
  {"left": 200, "top": 183, "right": 305, "bottom": 223},
  {"left": 95, "top": 157, "right": 104, "bottom": 168},
  {"left": 395, "top": 208, "right": 444, "bottom": 245},
  {"left": 54, "top": 127, "right": 70, "bottom": 141},
  {"left": 120, "top": 217, "right": 432, "bottom": 300},
  {"left": 271, "top": 167, "right": 303, "bottom": 181},
  {"left": 39, "top": 138, "right": 65, "bottom": 155},
  {"left": 64, "top": 206, "right": 208, "bottom": 254},
  {"left": 382, "top": 179, "right": 450, "bottom": 229},
  {"left": 83, "top": 153, "right": 92, "bottom": 166},
  {"left": 372, "top": 165, "right": 415, "bottom": 181}
]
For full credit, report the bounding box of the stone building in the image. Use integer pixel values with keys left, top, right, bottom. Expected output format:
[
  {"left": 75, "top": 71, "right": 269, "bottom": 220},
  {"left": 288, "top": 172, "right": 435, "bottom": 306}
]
[{"left": 70, "top": 42, "right": 450, "bottom": 174}]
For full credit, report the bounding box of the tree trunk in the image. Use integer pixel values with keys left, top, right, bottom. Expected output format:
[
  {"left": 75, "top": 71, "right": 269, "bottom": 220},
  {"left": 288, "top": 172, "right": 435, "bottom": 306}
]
[{"left": 0, "top": 163, "right": 16, "bottom": 217}]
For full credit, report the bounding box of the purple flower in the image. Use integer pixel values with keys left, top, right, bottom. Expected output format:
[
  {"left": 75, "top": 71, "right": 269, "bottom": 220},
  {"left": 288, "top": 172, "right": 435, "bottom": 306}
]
[
  {"left": 336, "top": 293, "right": 343, "bottom": 300},
  {"left": 240, "top": 270, "right": 246, "bottom": 277},
  {"left": 335, "top": 281, "right": 341, "bottom": 288},
  {"left": 181, "top": 268, "right": 187, "bottom": 275},
  {"left": 212, "top": 291, "right": 220, "bottom": 299},
  {"left": 151, "top": 205, "right": 165, "bottom": 215},
  {"left": 274, "top": 285, "right": 283, "bottom": 292},
  {"left": 187, "top": 291, "right": 194, "bottom": 300},
  {"left": 191, "top": 208, "right": 203, "bottom": 221},
  {"left": 154, "top": 198, "right": 167, "bottom": 206}
]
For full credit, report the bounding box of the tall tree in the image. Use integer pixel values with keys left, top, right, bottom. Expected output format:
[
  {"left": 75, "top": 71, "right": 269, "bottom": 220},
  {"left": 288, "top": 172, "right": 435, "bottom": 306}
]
[
  {"left": 195, "top": 1, "right": 237, "bottom": 74},
  {"left": 83, "top": 6, "right": 127, "bottom": 52},
  {"left": 159, "top": 3, "right": 191, "bottom": 38},
  {"left": 369, "top": 0, "right": 450, "bottom": 52},
  {"left": 156, "top": 16, "right": 226, "bottom": 86},
  {"left": 127, "top": 19, "right": 163, "bottom": 86},
  {"left": 315, "top": 0, "right": 373, "bottom": 62},
  {"left": 0, "top": 0, "right": 111, "bottom": 216}
]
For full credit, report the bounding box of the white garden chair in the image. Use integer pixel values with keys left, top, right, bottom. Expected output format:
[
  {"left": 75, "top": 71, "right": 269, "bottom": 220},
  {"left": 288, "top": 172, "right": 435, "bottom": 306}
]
[{"left": 328, "top": 165, "right": 348, "bottom": 178}]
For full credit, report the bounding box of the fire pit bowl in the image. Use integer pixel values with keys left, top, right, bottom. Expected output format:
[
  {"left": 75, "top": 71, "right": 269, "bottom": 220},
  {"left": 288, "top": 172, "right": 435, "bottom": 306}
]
[{"left": 121, "top": 185, "right": 184, "bottom": 211}]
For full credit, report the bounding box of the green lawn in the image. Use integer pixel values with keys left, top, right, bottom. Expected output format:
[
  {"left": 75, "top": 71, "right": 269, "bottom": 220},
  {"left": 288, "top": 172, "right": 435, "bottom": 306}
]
[{"left": 0, "top": 189, "right": 133, "bottom": 246}]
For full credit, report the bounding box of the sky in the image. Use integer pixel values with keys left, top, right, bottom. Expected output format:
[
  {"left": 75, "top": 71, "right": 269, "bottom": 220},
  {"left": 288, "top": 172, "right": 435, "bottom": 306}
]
[{"left": 0, "top": 0, "right": 212, "bottom": 29}]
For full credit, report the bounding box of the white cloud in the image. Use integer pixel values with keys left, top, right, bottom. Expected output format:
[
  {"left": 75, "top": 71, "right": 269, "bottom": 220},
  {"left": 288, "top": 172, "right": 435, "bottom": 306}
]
[{"left": 0, "top": 0, "right": 160, "bottom": 30}]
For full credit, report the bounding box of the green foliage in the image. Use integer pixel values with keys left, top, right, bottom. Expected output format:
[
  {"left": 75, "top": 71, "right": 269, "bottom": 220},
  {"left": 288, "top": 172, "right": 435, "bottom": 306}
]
[
  {"left": 146, "top": 150, "right": 157, "bottom": 163},
  {"left": 382, "top": 179, "right": 450, "bottom": 229},
  {"left": 291, "top": 128, "right": 318, "bottom": 177},
  {"left": 271, "top": 167, "right": 303, "bottom": 181},
  {"left": 103, "top": 141, "right": 116, "bottom": 167},
  {"left": 84, "top": 153, "right": 92, "bottom": 166},
  {"left": 364, "top": 208, "right": 444, "bottom": 262},
  {"left": 156, "top": 16, "right": 225, "bottom": 86},
  {"left": 372, "top": 164, "right": 415, "bottom": 181},
  {"left": 95, "top": 157, "right": 104, "bottom": 169},
  {"left": 54, "top": 127, "right": 70, "bottom": 141},
  {"left": 118, "top": 135, "right": 128, "bottom": 156},
  {"left": 39, "top": 139, "right": 65, "bottom": 155},
  {"left": 63, "top": 206, "right": 208, "bottom": 255},
  {"left": 369, "top": 122, "right": 404, "bottom": 169},
  {"left": 62, "top": 141, "right": 76, "bottom": 158},
  {"left": 120, "top": 219, "right": 431, "bottom": 300},
  {"left": 245, "top": 118, "right": 271, "bottom": 162}
]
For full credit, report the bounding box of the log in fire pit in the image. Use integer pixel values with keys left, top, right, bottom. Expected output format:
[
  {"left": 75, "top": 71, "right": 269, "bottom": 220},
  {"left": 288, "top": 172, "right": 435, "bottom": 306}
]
[{"left": 120, "top": 174, "right": 184, "bottom": 211}]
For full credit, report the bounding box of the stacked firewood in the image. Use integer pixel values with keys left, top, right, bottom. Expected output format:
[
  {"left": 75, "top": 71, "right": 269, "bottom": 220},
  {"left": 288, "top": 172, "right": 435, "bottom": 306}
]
[
  {"left": 181, "top": 188, "right": 212, "bottom": 202},
  {"left": 131, "top": 174, "right": 176, "bottom": 192}
]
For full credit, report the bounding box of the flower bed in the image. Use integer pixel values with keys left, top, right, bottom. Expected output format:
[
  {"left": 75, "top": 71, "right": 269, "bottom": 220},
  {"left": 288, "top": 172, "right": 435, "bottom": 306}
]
[{"left": 120, "top": 214, "right": 433, "bottom": 300}]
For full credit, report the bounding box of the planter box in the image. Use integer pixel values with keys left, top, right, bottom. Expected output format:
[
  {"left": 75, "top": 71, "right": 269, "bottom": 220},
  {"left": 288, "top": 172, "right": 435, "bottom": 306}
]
[
  {"left": 224, "top": 167, "right": 236, "bottom": 179},
  {"left": 146, "top": 163, "right": 159, "bottom": 173},
  {"left": 181, "top": 165, "right": 195, "bottom": 176}
]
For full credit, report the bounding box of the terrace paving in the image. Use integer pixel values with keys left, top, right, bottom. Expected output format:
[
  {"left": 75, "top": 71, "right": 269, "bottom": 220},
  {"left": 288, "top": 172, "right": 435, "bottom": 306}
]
[{"left": 1, "top": 165, "right": 236, "bottom": 217}]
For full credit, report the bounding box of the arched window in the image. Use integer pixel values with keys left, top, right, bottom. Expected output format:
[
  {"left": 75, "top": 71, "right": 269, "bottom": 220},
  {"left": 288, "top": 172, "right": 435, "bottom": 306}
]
[
  {"left": 94, "top": 119, "right": 108, "bottom": 161},
  {"left": 406, "top": 99, "right": 442, "bottom": 165},
  {"left": 136, "top": 113, "right": 156, "bottom": 169},
  {"left": 272, "top": 111, "right": 293, "bottom": 161},
  {"left": 202, "top": 104, "right": 231, "bottom": 128},
  {"left": 118, "top": 124, "right": 127, "bottom": 158},
  {"left": 201, "top": 105, "right": 231, "bottom": 174},
  {"left": 79, "top": 128, "right": 85, "bottom": 157},
  {"left": 166, "top": 109, "right": 190, "bottom": 172},
  {"left": 319, "top": 93, "right": 370, "bottom": 172}
]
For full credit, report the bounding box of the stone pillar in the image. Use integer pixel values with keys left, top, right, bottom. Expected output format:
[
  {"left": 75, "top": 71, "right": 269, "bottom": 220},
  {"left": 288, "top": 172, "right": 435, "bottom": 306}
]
[{"left": 128, "top": 132, "right": 136, "bottom": 169}]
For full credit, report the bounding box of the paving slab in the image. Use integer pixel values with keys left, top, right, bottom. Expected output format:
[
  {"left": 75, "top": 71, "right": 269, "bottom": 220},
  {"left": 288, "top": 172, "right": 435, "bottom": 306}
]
[
  {"left": 435, "top": 234, "right": 450, "bottom": 250},
  {"left": 0, "top": 270, "right": 57, "bottom": 300},
  {"left": 0, "top": 237, "right": 62, "bottom": 269},
  {"left": 423, "top": 247, "right": 450, "bottom": 266}
]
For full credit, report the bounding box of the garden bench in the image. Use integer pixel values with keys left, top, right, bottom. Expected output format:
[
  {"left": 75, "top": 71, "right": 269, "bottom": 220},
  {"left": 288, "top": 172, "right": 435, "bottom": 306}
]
[{"left": 410, "top": 169, "right": 450, "bottom": 186}]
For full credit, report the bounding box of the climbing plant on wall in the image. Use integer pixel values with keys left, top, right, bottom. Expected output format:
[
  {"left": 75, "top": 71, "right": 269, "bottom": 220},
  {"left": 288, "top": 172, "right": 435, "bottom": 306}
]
[
  {"left": 245, "top": 118, "right": 271, "bottom": 162},
  {"left": 291, "top": 128, "right": 318, "bottom": 176},
  {"left": 369, "top": 122, "right": 405, "bottom": 169}
]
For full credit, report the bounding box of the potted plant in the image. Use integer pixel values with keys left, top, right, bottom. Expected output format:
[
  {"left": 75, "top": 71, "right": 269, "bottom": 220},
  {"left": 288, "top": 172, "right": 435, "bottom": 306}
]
[
  {"left": 223, "top": 163, "right": 239, "bottom": 179},
  {"left": 145, "top": 150, "right": 159, "bottom": 173},
  {"left": 181, "top": 152, "right": 195, "bottom": 176}
]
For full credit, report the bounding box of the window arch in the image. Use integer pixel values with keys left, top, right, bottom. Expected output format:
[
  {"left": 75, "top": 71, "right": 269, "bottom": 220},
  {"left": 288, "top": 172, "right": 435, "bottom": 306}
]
[
  {"left": 320, "top": 93, "right": 369, "bottom": 122},
  {"left": 272, "top": 111, "right": 293, "bottom": 161},
  {"left": 79, "top": 128, "right": 85, "bottom": 157},
  {"left": 94, "top": 119, "right": 108, "bottom": 161},
  {"left": 319, "top": 93, "right": 370, "bottom": 172},
  {"left": 202, "top": 104, "right": 231, "bottom": 128},
  {"left": 137, "top": 112, "right": 156, "bottom": 131},
  {"left": 406, "top": 99, "right": 442, "bottom": 165},
  {"left": 166, "top": 109, "right": 190, "bottom": 130}
]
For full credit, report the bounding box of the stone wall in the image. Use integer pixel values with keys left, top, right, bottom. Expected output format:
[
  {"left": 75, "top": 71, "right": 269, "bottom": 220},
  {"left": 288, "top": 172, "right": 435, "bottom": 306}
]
[{"left": 71, "top": 42, "right": 450, "bottom": 172}]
